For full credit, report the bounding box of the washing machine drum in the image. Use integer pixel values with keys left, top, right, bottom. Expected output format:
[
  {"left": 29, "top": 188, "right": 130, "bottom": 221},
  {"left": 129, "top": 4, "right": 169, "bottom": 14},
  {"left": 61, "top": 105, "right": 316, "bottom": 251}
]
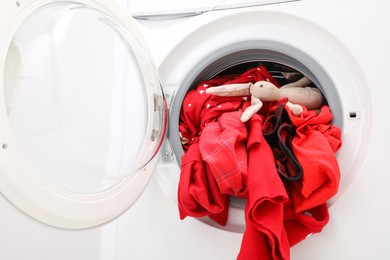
[{"left": 0, "top": 0, "right": 167, "bottom": 229}]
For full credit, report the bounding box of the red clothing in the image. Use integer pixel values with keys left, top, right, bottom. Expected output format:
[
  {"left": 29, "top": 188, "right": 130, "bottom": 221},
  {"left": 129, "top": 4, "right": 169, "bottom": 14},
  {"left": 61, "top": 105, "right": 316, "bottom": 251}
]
[
  {"left": 179, "top": 74, "right": 239, "bottom": 151},
  {"left": 286, "top": 105, "right": 342, "bottom": 212},
  {"left": 260, "top": 101, "right": 335, "bottom": 247},
  {"left": 284, "top": 201, "right": 330, "bottom": 247},
  {"left": 178, "top": 142, "right": 229, "bottom": 226},
  {"left": 263, "top": 100, "right": 303, "bottom": 182},
  {"left": 199, "top": 111, "right": 248, "bottom": 197},
  {"left": 178, "top": 65, "right": 342, "bottom": 259},
  {"left": 238, "top": 113, "right": 290, "bottom": 260},
  {"left": 179, "top": 66, "right": 279, "bottom": 151}
]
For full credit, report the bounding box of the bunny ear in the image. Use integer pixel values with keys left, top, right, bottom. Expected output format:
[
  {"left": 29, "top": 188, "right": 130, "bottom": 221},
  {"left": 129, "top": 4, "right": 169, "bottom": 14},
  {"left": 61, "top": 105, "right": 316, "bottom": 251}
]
[{"left": 205, "top": 83, "right": 251, "bottom": 96}]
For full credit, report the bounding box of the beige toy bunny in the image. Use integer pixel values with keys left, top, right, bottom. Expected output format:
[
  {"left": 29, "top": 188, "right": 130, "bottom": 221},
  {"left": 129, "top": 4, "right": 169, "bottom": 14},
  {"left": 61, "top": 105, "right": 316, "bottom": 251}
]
[{"left": 205, "top": 76, "right": 324, "bottom": 122}]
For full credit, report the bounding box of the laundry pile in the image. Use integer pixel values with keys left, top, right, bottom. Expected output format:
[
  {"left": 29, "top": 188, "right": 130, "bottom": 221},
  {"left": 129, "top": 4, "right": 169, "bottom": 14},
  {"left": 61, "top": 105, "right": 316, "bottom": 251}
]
[{"left": 178, "top": 65, "right": 341, "bottom": 260}]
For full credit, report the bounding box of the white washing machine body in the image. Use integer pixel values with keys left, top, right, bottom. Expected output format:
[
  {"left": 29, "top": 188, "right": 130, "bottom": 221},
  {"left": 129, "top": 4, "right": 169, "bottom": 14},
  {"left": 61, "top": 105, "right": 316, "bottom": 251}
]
[
  {"left": 114, "top": 0, "right": 390, "bottom": 259},
  {"left": 0, "top": 0, "right": 389, "bottom": 259}
]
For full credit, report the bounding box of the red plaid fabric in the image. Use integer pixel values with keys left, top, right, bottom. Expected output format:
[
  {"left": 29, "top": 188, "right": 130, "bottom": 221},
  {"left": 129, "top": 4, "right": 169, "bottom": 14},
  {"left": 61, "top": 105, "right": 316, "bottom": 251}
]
[{"left": 199, "top": 111, "right": 248, "bottom": 197}]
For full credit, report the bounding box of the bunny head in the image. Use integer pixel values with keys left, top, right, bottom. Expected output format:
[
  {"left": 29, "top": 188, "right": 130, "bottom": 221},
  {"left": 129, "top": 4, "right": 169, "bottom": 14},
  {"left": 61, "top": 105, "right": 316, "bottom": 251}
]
[{"left": 249, "top": 81, "right": 281, "bottom": 101}]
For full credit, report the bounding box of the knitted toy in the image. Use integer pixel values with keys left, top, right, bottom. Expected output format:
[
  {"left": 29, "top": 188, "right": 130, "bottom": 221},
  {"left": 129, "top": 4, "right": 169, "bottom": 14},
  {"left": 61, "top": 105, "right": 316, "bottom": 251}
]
[{"left": 205, "top": 76, "right": 325, "bottom": 122}]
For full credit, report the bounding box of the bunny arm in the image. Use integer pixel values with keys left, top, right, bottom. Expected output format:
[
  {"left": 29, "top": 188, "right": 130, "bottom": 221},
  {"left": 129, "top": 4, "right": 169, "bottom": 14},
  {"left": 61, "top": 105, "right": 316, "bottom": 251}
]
[
  {"left": 205, "top": 83, "right": 251, "bottom": 96},
  {"left": 285, "top": 101, "right": 303, "bottom": 115},
  {"left": 241, "top": 96, "right": 263, "bottom": 122}
]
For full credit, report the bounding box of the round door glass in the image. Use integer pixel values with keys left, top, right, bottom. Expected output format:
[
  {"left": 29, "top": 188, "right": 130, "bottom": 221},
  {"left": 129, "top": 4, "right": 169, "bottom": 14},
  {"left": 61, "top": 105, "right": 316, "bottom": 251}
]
[{"left": 4, "top": 3, "right": 166, "bottom": 194}]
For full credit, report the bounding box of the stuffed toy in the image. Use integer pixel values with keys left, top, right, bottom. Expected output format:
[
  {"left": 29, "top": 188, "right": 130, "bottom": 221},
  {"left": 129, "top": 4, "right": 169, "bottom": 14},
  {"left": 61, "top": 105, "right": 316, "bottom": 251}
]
[{"left": 205, "top": 76, "right": 325, "bottom": 122}]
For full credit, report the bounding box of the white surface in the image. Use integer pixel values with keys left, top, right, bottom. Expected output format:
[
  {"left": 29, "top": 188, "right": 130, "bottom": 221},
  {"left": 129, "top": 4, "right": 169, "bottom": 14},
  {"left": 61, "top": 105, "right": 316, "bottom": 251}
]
[
  {"left": 0, "top": 195, "right": 101, "bottom": 260},
  {"left": 114, "top": 176, "right": 243, "bottom": 259}
]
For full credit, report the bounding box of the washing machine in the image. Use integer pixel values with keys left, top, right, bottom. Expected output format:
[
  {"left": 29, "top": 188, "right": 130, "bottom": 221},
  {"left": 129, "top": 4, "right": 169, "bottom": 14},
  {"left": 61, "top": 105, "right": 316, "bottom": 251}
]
[{"left": 0, "top": 0, "right": 389, "bottom": 259}]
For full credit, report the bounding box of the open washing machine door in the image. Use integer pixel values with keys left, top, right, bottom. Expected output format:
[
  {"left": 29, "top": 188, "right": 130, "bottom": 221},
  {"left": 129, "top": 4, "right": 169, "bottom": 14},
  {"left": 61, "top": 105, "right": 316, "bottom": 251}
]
[{"left": 0, "top": 0, "right": 167, "bottom": 229}]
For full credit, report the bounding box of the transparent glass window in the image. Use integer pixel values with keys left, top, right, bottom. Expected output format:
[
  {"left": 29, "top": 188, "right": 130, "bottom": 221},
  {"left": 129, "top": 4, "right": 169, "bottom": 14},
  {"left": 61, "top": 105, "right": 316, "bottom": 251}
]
[{"left": 4, "top": 3, "right": 165, "bottom": 194}]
